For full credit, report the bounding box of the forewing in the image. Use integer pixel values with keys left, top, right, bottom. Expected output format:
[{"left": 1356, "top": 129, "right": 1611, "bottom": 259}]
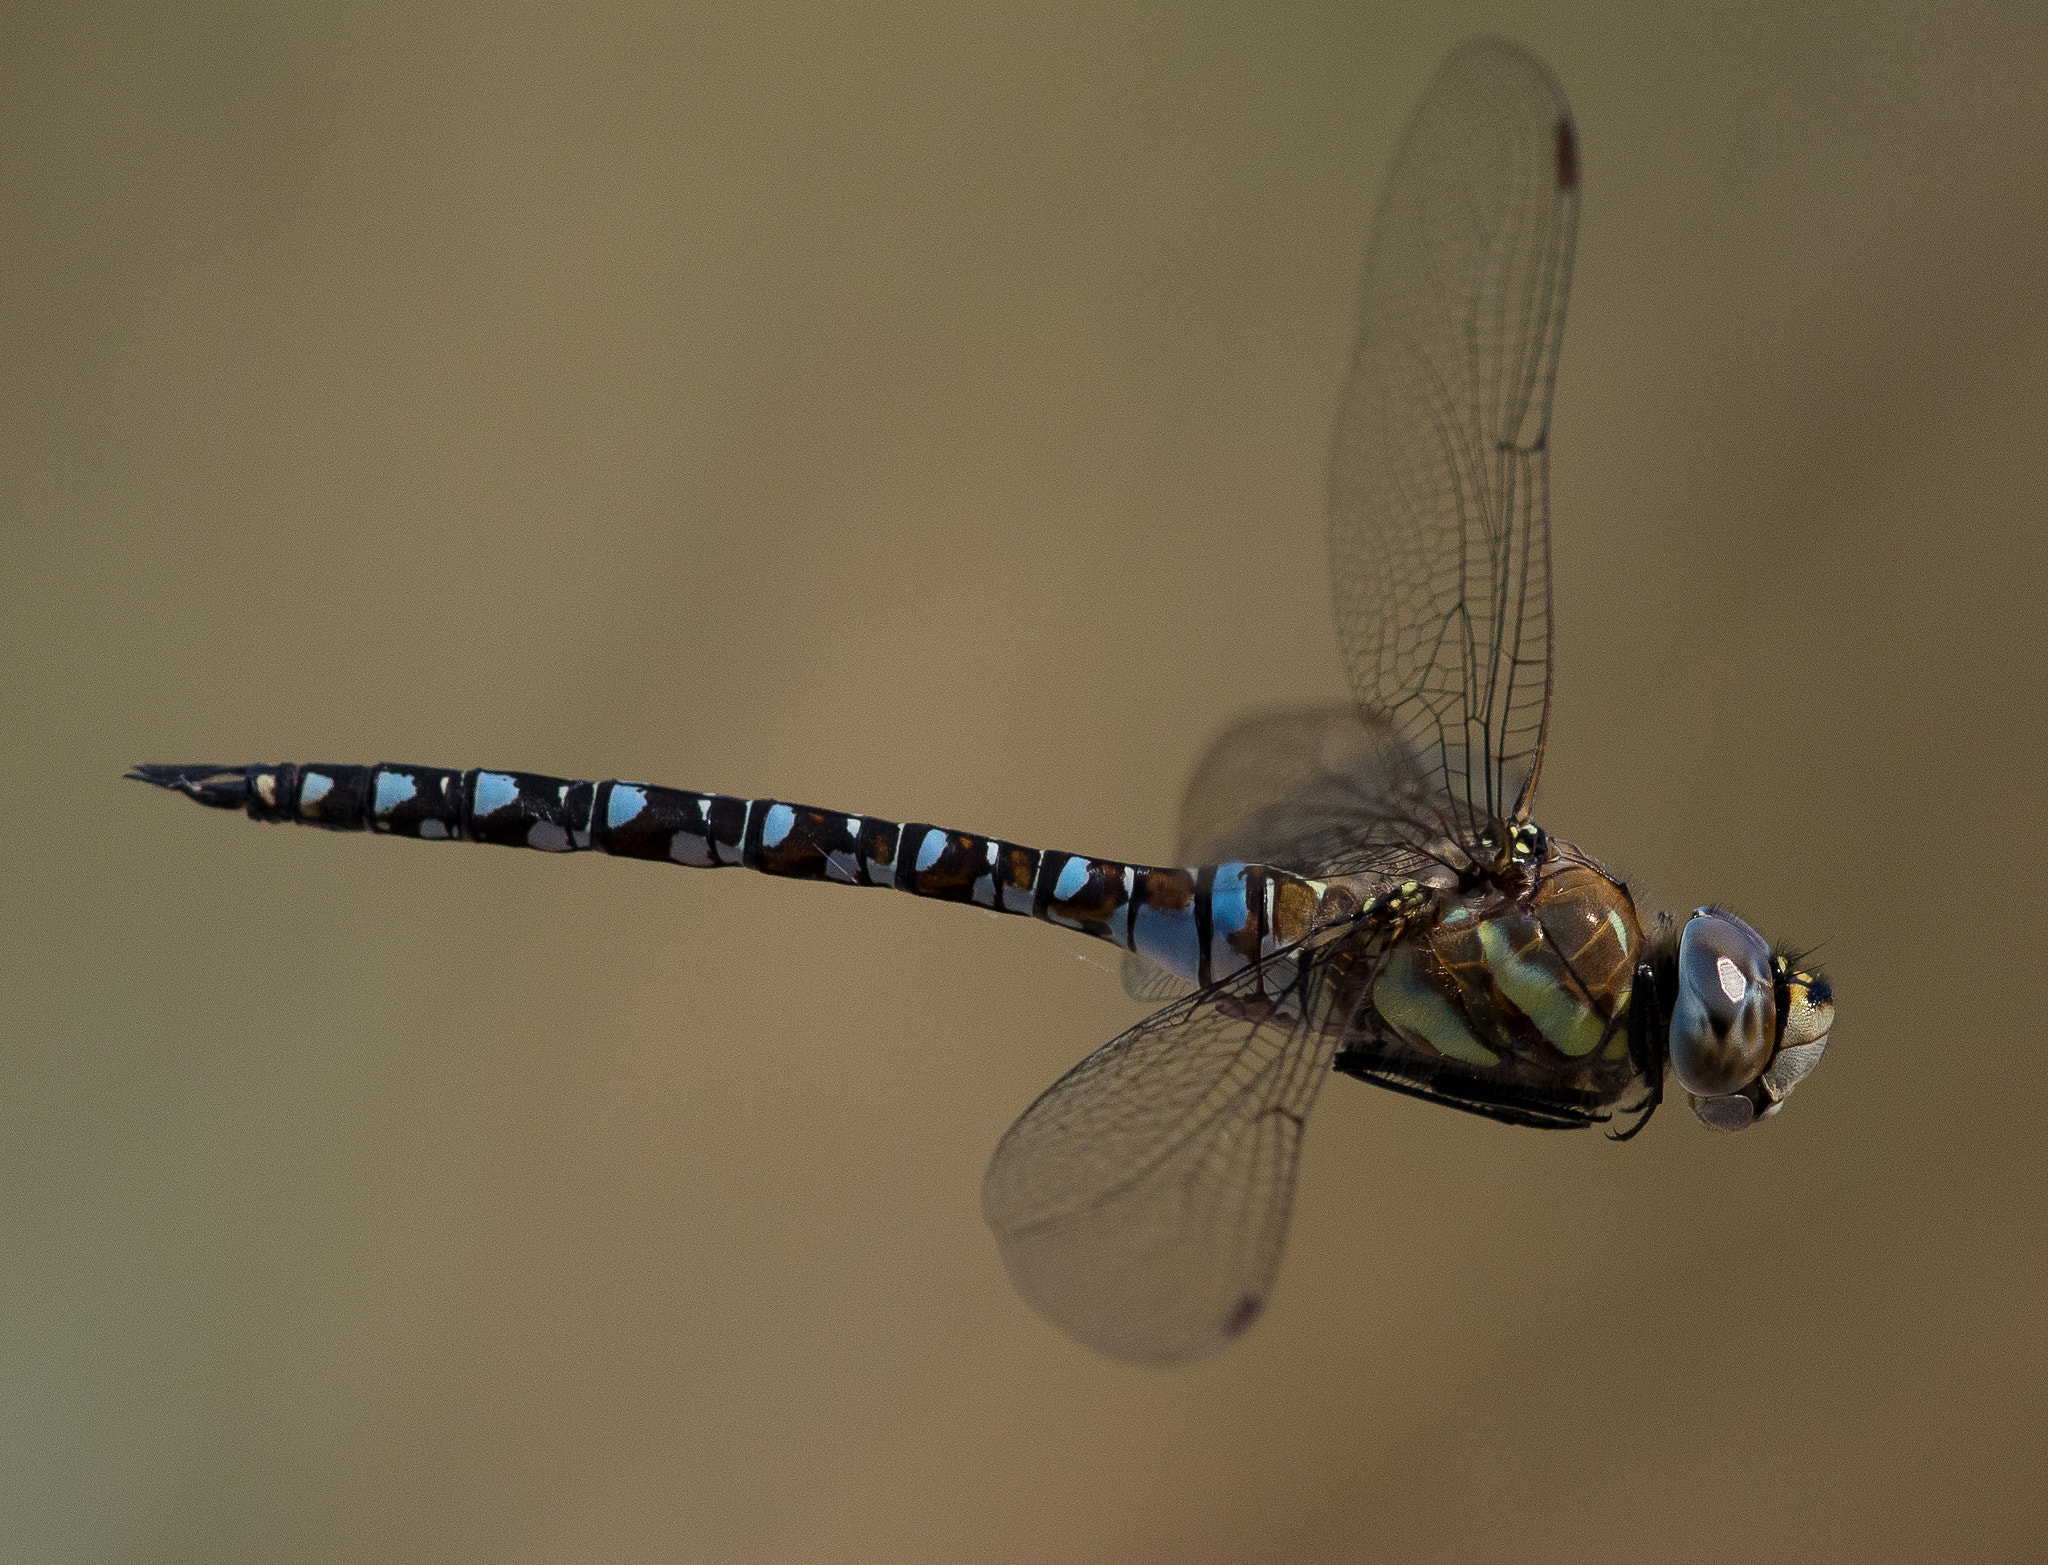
[
  {"left": 1328, "top": 39, "right": 1578, "bottom": 835},
  {"left": 985, "top": 945, "right": 1338, "bottom": 1365}
]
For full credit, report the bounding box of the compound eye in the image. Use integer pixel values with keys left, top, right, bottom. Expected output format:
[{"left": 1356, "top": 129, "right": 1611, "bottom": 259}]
[{"left": 1669, "top": 911, "right": 1776, "bottom": 1099}]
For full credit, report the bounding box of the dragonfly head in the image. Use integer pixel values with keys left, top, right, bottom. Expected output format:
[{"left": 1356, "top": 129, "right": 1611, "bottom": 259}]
[{"left": 1670, "top": 908, "right": 1833, "bottom": 1131}]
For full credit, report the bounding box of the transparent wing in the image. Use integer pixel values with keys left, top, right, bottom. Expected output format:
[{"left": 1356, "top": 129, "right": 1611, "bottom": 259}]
[
  {"left": 1328, "top": 38, "right": 1578, "bottom": 837},
  {"left": 1170, "top": 705, "right": 1447, "bottom": 878},
  {"left": 1118, "top": 705, "right": 1439, "bottom": 1001},
  {"left": 1118, "top": 952, "right": 1198, "bottom": 1003},
  {"left": 985, "top": 942, "right": 1341, "bottom": 1366}
]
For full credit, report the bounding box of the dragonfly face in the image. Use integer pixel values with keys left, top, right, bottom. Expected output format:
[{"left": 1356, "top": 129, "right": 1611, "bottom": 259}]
[{"left": 1672, "top": 909, "right": 1834, "bottom": 1131}]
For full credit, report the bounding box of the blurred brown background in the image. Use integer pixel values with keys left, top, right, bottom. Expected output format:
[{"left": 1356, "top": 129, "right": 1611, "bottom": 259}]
[{"left": 6, "top": 3, "right": 2045, "bottom": 1561}]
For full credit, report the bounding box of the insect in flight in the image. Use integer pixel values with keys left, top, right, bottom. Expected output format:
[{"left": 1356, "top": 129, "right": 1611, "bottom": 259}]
[{"left": 135, "top": 39, "right": 1834, "bottom": 1365}]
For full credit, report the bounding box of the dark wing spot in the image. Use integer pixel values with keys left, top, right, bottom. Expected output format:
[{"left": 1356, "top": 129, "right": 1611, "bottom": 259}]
[
  {"left": 1225, "top": 1293, "right": 1266, "bottom": 1338},
  {"left": 1556, "top": 118, "right": 1578, "bottom": 191}
]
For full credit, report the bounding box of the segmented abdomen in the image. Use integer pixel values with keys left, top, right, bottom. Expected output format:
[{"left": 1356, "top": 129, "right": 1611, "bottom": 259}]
[{"left": 139, "top": 761, "right": 1355, "bottom": 989}]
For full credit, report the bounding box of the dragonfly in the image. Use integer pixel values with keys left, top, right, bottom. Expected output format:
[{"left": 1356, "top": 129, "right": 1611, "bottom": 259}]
[{"left": 133, "top": 39, "right": 1834, "bottom": 1366}]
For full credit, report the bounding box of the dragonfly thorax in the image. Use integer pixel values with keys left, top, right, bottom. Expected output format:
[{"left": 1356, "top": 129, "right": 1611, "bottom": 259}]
[
  {"left": 1344, "top": 838, "right": 1646, "bottom": 1118},
  {"left": 1437, "top": 818, "right": 1552, "bottom": 902}
]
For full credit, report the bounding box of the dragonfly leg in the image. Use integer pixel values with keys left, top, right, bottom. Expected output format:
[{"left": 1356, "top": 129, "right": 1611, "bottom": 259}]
[{"left": 1609, "top": 961, "right": 1664, "bottom": 1141}]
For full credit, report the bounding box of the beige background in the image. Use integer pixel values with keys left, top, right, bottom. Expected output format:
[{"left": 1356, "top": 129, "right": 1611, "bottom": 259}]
[{"left": 6, "top": 3, "right": 2046, "bottom": 1561}]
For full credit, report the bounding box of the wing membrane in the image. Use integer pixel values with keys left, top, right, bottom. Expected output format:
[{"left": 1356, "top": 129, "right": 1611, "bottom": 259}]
[
  {"left": 1117, "top": 706, "right": 1439, "bottom": 1001},
  {"left": 1118, "top": 952, "right": 1198, "bottom": 1003},
  {"left": 1168, "top": 704, "right": 1445, "bottom": 879},
  {"left": 985, "top": 944, "right": 1340, "bottom": 1366},
  {"left": 1328, "top": 39, "right": 1577, "bottom": 835},
  {"left": 1022, "top": 43, "right": 1589, "bottom": 1357}
]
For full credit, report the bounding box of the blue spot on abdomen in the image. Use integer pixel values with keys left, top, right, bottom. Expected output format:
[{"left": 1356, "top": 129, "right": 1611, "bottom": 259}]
[
  {"left": 607, "top": 785, "right": 647, "bottom": 829},
  {"left": 473, "top": 773, "right": 518, "bottom": 816}
]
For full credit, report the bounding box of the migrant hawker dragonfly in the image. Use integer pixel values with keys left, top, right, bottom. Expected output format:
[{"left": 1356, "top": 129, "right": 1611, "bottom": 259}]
[{"left": 134, "top": 39, "right": 1834, "bottom": 1365}]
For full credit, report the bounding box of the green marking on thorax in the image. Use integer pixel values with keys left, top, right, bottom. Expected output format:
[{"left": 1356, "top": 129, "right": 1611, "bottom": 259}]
[
  {"left": 1477, "top": 920, "right": 1609, "bottom": 1058},
  {"left": 1372, "top": 943, "right": 1500, "bottom": 1068}
]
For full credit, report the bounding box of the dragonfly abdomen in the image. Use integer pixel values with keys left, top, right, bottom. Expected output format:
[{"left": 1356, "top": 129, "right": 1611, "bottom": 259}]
[{"left": 130, "top": 761, "right": 1348, "bottom": 988}]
